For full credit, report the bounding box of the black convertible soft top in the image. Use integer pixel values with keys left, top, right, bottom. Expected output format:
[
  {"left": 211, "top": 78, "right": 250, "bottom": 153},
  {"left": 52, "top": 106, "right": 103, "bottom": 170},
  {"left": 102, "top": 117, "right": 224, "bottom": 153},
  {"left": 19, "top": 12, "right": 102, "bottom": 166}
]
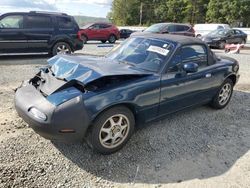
[{"left": 131, "top": 32, "right": 204, "bottom": 45}]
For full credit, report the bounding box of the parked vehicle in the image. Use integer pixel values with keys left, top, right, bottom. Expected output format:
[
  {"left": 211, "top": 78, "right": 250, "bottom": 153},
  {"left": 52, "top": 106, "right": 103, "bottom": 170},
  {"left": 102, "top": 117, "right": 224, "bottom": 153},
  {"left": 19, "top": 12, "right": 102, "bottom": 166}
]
[
  {"left": 79, "top": 22, "right": 120, "bottom": 44},
  {"left": 194, "top": 23, "right": 230, "bottom": 37},
  {"left": 201, "top": 29, "right": 248, "bottom": 49},
  {"left": 140, "top": 23, "right": 195, "bottom": 37},
  {"left": 0, "top": 11, "right": 83, "bottom": 56},
  {"left": 119, "top": 29, "right": 134, "bottom": 39},
  {"left": 15, "top": 33, "right": 239, "bottom": 154}
]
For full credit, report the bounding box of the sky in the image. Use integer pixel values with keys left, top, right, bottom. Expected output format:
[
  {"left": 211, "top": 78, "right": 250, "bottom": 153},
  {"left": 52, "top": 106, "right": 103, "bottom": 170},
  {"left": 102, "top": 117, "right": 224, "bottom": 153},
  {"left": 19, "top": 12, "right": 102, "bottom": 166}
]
[{"left": 0, "top": 0, "right": 113, "bottom": 18}]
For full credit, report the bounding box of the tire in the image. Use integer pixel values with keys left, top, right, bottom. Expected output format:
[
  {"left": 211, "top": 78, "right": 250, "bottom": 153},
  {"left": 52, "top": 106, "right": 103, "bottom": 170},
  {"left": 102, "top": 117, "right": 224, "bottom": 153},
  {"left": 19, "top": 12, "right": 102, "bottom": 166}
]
[
  {"left": 108, "top": 35, "right": 116, "bottom": 44},
  {"left": 210, "top": 78, "right": 234, "bottom": 109},
  {"left": 101, "top": 40, "right": 107, "bottom": 43},
  {"left": 196, "top": 34, "right": 202, "bottom": 38},
  {"left": 52, "top": 42, "right": 72, "bottom": 56},
  {"left": 81, "top": 35, "right": 87, "bottom": 44},
  {"left": 88, "top": 106, "right": 135, "bottom": 154},
  {"left": 219, "top": 41, "right": 226, "bottom": 49}
]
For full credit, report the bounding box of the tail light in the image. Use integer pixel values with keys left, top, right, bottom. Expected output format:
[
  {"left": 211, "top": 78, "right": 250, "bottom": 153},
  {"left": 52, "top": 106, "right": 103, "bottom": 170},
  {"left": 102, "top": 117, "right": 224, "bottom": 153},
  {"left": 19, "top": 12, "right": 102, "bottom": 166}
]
[{"left": 77, "top": 31, "right": 83, "bottom": 41}]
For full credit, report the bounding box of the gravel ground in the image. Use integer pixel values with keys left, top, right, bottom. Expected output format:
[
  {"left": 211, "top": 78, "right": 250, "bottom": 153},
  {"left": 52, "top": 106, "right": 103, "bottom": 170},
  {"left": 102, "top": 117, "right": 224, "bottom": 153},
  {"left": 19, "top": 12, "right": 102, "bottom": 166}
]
[{"left": 0, "top": 43, "right": 250, "bottom": 188}]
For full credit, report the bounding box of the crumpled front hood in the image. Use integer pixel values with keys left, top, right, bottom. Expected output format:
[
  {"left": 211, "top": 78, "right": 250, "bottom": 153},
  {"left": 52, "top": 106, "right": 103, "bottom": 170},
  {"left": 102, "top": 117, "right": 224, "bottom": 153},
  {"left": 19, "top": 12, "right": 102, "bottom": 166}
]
[{"left": 48, "top": 55, "right": 151, "bottom": 85}]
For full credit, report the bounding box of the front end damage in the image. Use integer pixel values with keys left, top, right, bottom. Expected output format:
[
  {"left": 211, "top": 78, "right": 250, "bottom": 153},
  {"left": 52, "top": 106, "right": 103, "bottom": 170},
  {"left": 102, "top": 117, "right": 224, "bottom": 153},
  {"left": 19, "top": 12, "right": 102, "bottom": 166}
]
[
  {"left": 15, "top": 55, "right": 151, "bottom": 142},
  {"left": 14, "top": 66, "right": 92, "bottom": 142}
]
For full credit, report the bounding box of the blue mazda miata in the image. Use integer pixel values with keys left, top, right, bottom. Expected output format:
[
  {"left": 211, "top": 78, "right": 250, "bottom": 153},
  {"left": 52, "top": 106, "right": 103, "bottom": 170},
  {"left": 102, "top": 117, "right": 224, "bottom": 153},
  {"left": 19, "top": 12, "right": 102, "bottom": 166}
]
[{"left": 15, "top": 33, "right": 240, "bottom": 154}]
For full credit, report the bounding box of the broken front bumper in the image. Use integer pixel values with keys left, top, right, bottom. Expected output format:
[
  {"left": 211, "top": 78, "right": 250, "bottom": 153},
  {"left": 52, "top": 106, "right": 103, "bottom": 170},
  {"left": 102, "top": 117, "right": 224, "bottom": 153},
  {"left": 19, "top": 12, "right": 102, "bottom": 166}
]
[{"left": 15, "top": 84, "right": 90, "bottom": 142}]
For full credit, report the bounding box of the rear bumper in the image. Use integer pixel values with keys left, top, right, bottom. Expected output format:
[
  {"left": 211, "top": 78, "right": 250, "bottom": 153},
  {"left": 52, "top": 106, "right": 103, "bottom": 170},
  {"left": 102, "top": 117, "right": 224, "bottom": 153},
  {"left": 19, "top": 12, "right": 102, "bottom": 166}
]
[
  {"left": 15, "top": 84, "right": 90, "bottom": 142},
  {"left": 73, "top": 39, "right": 84, "bottom": 51}
]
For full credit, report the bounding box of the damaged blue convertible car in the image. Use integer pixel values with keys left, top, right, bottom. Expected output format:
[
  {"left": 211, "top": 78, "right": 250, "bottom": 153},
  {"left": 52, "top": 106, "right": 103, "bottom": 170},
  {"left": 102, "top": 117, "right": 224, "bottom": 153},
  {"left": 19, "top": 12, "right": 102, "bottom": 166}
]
[{"left": 15, "top": 33, "right": 240, "bottom": 154}]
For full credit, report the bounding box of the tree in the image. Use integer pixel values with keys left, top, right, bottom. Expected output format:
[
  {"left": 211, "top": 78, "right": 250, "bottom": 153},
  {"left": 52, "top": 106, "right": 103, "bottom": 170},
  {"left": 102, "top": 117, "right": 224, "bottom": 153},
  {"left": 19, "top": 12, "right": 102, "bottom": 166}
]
[{"left": 108, "top": 0, "right": 250, "bottom": 26}]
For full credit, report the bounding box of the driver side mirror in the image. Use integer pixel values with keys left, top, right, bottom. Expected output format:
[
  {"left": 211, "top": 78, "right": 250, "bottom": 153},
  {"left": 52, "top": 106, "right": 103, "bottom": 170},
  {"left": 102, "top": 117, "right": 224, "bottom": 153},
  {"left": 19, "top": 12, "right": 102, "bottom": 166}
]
[{"left": 183, "top": 62, "right": 198, "bottom": 73}]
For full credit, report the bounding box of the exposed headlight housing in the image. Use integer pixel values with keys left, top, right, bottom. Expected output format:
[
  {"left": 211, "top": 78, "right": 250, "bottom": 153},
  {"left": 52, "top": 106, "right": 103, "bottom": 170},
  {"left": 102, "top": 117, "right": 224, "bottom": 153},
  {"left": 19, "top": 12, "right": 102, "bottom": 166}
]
[{"left": 29, "top": 107, "right": 47, "bottom": 121}]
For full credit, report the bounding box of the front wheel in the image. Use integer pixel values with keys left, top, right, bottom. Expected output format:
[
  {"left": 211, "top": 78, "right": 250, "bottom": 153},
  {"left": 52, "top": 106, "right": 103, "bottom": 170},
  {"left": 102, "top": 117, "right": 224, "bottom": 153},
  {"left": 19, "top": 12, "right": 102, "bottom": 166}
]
[
  {"left": 219, "top": 41, "right": 226, "bottom": 49},
  {"left": 210, "top": 79, "right": 234, "bottom": 109},
  {"left": 88, "top": 106, "right": 135, "bottom": 154},
  {"left": 52, "top": 42, "right": 72, "bottom": 56},
  {"left": 108, "top": 35, "right": 116, "bottom": 44}
]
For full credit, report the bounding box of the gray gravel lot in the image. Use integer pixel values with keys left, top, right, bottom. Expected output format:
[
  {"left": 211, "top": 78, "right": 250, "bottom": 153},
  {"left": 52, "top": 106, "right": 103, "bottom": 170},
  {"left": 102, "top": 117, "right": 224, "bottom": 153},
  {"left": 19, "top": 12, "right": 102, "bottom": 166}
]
[{"left": 0, "top": 42, "right": 250, "bottom": 188}]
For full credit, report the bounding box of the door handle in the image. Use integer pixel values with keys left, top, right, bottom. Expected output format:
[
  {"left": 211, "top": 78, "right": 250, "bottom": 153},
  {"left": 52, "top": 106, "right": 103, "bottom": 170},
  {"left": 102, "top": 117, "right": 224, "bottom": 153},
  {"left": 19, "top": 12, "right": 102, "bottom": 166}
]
[{"left": 205, "top": 73, "right": 212, "bottom": 78}]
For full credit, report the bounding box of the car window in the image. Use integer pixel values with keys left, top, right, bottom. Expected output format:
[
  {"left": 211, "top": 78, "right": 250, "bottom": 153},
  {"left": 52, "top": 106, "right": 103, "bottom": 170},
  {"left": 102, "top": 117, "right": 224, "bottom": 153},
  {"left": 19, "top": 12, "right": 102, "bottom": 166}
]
[
  {"left": 100, "top": 24, "right": 111, "bottom": 29},
  {"left": 89, "top": 24, "right": 101, "bottom": 29},
  {"left": 145, "top": 23, "right": 167, "bottom": 33},
  {"left": 57, "top": 16, "right": 73, "bottom": 29},
  {"left": 0, "top": 15, "right": 23, "bottom": 29},
  {"left": 181, "top": 45, "right": 208, "bottom": 68},
  {"left": 168, "top": 45, "right": 208, "bottom": 73},
  {"left": 176, "top": 25, "right": 185, "bottom": 32},
  {"left": 217, "top": 25, "right": 224, "bottom": 30},
  {"left": 26, "top": 15, "right": 52, "bottom": 29},
  {"left": 167, "top": 25, "right": 176, "bottom": 32},
  {"left": 234, "top": 30, "right": 241, "bottom": 34}
]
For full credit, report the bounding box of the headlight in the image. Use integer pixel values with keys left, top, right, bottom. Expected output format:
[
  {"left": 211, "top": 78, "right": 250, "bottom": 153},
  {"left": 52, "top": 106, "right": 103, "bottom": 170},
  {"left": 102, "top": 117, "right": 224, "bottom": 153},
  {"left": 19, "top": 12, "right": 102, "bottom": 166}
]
[{"left": 29, "top": 107, "right": 47, "bottom": 121}]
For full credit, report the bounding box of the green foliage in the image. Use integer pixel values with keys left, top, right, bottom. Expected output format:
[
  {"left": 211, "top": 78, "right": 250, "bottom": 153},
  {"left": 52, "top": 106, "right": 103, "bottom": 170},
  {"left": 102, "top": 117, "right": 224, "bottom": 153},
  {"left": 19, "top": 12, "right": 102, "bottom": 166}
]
[
  {"left": 74, "top": 16, "right": 109, "bottom": 27},
  {"left": 109, "top": 0, "right": 250, "bottom": 26}
]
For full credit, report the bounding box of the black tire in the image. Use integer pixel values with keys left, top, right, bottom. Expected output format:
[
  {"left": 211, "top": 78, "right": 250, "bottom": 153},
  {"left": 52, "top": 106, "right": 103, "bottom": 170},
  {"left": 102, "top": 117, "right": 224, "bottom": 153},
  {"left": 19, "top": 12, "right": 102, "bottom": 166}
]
[
  {"left": 101, "top": 40, "right": 107, "bottom": 43},
  {"left": 81, "top": 35, "right": 87, "bottom": 44},
  {"left": 241, "top": 39, "right": 246, "bottom": 44},
  {"left": 88, "top": 106, "right": 135, "bottom": 154},
  {"left": 52, "top": 42, "right": 72, "bottom": 56},
  {"left": 219, "top": 41, "right": 226, "bottom": 49},
  {"left": 108, "top": 35, "right": 116, "bottom": 44},
  {"left": 210, "top": 78, "right": 234, "bottom": 109}
]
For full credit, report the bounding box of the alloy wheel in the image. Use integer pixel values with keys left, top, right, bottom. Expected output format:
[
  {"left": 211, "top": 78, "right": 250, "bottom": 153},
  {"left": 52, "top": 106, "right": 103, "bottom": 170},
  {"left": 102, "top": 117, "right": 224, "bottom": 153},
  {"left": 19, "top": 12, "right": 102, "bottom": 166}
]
[
  {"left": 99, "top": 114, "right": 130, "bottom": 149},
  {"left": 218, "top": 83, "right": 232, "bottom": 106}
]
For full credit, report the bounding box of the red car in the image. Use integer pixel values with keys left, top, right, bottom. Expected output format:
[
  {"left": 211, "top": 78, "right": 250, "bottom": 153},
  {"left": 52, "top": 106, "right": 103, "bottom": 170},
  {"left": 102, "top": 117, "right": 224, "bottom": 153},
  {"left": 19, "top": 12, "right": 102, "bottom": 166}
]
[{"left": 79, "top": 22, "right": 120, "bottom": 44}]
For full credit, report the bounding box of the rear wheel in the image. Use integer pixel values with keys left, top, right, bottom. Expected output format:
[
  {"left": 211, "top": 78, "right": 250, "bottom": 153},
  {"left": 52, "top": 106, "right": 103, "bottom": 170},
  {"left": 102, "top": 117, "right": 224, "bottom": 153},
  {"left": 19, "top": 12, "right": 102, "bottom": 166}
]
[
  {"left": 210, "top": 79, "right": 234, "bottom": 109},
  {"left": 101, "top": 40, "right": 107, "bottom": 43},
  {"left": 52, "top": 42, "right": 72, "bottom": 56},
  {"left": 88, "top": 106, "right": 135, "bottom": 154},
  {"left": 108, "top": 35, "right": 116, "bottom": 44}
]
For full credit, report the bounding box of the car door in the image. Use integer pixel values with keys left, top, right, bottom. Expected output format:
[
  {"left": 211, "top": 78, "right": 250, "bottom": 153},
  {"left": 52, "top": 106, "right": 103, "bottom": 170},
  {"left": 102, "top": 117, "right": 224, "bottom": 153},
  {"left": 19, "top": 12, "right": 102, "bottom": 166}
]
[
  {"left": 226, "top": 30, "right": 236, "bottom": 44},
  {"left": 88, "top": 24, "right": 101, "bottom": 40},
  {"left": 0, "top": 14, "right": 28, "bottom": 54},
  {"left": 233, "top": 29, "right": 244, "bottom": 43},
  {"left": 24, "top": 14, "right": 54, "bottom": 53},
  {"left": 98, "top": 24, "right": 110, "bottom": 39},
  {"left": 159, "top": 44, "right": 219, "bottom": 116}
]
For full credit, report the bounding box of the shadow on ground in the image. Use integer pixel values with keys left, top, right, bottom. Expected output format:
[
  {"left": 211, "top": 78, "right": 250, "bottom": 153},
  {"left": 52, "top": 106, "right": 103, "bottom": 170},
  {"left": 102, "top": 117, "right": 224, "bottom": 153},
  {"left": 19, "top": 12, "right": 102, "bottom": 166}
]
[{"left": 53, "top": 90, "right": 250, "bottom": 184}]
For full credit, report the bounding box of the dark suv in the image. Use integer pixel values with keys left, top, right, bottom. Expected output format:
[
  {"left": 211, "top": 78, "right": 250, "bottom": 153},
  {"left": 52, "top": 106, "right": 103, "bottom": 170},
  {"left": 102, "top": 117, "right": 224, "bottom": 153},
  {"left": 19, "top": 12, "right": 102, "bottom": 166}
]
[
  {"left": 0, "top": 11, "right": 83, "bottom": 56},
  {"left": 142, "top": 23, "right": 195, "bottom": 37}
]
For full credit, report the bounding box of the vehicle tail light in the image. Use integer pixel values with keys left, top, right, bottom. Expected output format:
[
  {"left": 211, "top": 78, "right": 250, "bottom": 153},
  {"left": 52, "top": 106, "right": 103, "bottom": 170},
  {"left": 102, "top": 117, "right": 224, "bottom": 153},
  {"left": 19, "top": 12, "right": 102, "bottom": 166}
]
[{"left": 77, "top": 31, "right": 83, "bottom": 41}]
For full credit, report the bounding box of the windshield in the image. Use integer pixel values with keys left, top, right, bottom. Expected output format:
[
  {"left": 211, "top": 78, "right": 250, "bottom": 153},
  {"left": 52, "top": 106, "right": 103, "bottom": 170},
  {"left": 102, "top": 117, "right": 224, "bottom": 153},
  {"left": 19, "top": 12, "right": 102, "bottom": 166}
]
[
  {"left": 208, "top": 29, "right": 229, "bottom": 36},
  {"left": 106, "top": 37, "right": 174, "bottom": 72},
  {"left": 81, "top": 23, "right": 92, "bottom": 29},
  {"left": 144, "top": 23, "right": 167, "bottom": 33}
]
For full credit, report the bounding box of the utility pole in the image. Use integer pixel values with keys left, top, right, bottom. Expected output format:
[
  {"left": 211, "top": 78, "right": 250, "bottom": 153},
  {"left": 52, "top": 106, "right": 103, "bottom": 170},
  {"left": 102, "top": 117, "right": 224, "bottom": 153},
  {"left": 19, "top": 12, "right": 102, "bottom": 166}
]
[{"left": 139, "top": 2, "right": 143, "bottom": 25}]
